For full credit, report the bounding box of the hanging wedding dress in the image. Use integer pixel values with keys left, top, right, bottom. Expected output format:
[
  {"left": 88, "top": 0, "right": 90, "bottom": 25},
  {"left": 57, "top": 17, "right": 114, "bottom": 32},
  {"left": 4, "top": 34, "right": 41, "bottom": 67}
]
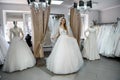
[
  {"left": 3, "top": 27, "right": 36, "bottom": 72},
  {"left": 103, "top": 25, "right": 116, "bottom": 57},
  {"left": 46, "top": 27, "right": 84, "bottom": 74},
  {"left": 0, "top": 34, "right": 9, "bottom": 65},
  {"left": 98, "top": 25, "right": 116, "bottom": 57},
  {"left": 83, "top": 27, "right": 100, "bottom": 60},
  {"left": 114, "top": 21, "right": 120, "bottom": 57}
]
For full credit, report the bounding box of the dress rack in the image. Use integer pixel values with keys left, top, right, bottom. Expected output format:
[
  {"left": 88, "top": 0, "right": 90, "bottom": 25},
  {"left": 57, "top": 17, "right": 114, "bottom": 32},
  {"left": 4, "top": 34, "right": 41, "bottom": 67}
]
[
  {"left": 96, "top": 17, "right": 120, "bottom": 26},
  {"left": 96, "top": 22, "right": 117, "bottom": 25}
]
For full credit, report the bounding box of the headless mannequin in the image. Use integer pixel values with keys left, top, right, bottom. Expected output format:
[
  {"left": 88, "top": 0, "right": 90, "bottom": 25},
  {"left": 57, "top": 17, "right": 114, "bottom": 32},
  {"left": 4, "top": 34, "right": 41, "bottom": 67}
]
[
  {"left": 84, "top": 21, "right": 96, "bottom": 38},
  {"left": 10, "top": 21, "right": 24, "bottom": 41}
]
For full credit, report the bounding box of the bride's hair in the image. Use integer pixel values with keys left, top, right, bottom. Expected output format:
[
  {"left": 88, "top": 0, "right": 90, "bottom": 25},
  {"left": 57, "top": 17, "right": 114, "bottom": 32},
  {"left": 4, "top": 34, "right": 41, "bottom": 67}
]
[{"left": 59, "top": 17, "right": 67, "bottom": 30}]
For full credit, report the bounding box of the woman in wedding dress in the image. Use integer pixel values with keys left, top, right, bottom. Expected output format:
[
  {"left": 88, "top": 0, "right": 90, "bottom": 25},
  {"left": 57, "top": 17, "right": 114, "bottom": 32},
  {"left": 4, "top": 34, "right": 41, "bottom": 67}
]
[
  {"left": 0, "top": 33, "right": 9, "bottom": 65},
  {"left": 46, "top": 17, "right": 84, "bottom": 74},
  {"left": 83, "top": 26, "right": 100, "bottom": 60},
  {"left": 3, "top": 21, "right": 36, "bottom": 72}
]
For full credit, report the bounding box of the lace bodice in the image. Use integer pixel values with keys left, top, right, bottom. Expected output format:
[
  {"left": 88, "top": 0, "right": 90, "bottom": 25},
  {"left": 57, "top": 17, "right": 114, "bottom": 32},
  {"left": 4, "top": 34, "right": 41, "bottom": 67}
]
[
  {"left": 10, "top": 27, "right": 22, "bottom": 38},
  {"left": 59, "top": 27, "right": 67, "bottom": 35}
]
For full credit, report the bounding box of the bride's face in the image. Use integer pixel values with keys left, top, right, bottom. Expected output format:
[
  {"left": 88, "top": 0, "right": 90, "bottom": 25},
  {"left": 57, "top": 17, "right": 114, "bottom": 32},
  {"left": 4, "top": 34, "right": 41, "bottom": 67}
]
[{"left": 61, "top": 18, "right": 66, "bottom": 25}]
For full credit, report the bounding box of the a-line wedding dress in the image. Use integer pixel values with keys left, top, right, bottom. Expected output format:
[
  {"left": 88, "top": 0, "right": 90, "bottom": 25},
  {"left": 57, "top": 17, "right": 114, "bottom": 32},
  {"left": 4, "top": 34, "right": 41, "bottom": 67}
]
[
  {"left": 47, "top": 27, "right": 84, "bottom": 74},
  {"left": 83, "top": 27, "right": 100, "bottom": 60}
]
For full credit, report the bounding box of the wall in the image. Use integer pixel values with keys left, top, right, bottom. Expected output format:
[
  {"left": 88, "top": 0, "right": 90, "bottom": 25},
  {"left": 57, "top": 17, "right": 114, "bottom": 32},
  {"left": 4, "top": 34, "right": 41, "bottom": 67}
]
[
  {"left": 101, "top": 6, "right": 120, "bottom": 23},
  {"left": 0, "top": 3, "right": 30, "bottom": 35},
  {"left": 88, "top": 10, "right": 101, "bottom": 26}
]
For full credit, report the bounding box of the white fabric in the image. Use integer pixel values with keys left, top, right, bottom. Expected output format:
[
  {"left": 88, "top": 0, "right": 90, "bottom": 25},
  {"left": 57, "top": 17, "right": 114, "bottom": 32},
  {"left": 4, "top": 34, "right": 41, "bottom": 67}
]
[
  {"left": 0, "top": 34, "right": 9, "bottom": 65},
  {"left": 3, "top": 28, "right": 36, "bottom": 72},
  {"left": 0, "top": 50, "right": 4, "bottom": 65},
  {"left": 114, "top": 21, "right": 120, "bottom": 57},
  {"left": 47, "top": 27, "right": 84, "bottom": 74},
  {"left": 96, "top": 24, "right": 120, "bottom": 57},
  {"left": 83, "top": 27, "right": 100, "bottom": 60},
  {"left": 99, "top": 25, "right": 115, "bottom": 55}
]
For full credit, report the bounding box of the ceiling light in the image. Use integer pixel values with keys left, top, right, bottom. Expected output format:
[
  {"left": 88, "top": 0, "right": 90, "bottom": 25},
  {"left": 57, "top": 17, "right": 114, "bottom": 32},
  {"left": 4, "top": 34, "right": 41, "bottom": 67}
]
[{"left": 51, "top": 1, "right": 63, "bottom": 5}]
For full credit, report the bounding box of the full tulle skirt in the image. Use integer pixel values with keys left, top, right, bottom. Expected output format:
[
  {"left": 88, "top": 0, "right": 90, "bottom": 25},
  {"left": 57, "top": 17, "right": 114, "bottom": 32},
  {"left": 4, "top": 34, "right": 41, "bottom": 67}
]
[
  {"left": 47, "top": 35, "right": 84, "bottom": 74},
  {"left": 3, "top": 37, "right": 36, "bottom": 72}
]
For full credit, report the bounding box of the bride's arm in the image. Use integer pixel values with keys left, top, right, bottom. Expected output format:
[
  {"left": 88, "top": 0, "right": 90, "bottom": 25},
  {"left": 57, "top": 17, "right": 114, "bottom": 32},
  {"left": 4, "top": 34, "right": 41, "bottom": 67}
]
[
  {"left": 51, "top": 28, "right": 60, "bottom": 39},
  {"left": 67, "top": 26, "right": 73, "bottom": 37}
]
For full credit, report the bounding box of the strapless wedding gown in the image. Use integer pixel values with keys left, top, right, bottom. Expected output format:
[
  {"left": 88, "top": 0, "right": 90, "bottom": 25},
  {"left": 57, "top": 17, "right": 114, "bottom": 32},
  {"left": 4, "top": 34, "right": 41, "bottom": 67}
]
[
  {"left": 47, "top": 27, "right": 84, "bottom": 74},
  {"left": 3, "top": 28, "right": 36, "bottom": 72}
]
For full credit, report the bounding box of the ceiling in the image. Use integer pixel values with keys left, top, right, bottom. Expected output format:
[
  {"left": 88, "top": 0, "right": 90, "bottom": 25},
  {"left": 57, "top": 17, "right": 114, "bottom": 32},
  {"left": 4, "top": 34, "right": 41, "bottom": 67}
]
[{"left": 0, "top": 0, "right": 120, "bottom": 11}]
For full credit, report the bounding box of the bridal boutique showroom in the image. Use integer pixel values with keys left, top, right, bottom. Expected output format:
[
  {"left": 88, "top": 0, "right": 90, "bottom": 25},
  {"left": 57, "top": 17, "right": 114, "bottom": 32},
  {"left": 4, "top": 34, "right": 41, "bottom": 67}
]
[{"left": 0, "top": 0, "right": 120, "bottom": 80}]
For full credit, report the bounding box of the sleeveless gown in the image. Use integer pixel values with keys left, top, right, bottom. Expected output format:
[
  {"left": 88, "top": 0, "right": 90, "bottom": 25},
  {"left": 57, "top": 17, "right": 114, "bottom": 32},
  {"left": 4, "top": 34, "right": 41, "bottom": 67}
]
[
  {"left": 3, "top": 28, "right": 36, "bottom": 72},
  {"left": 46, "top": 27, "right": 84, "bottom": 74}
]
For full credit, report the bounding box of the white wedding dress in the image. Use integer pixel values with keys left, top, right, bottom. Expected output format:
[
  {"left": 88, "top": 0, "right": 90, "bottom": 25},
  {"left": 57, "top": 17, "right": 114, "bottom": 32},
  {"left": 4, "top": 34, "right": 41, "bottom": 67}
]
[
  {"left": 83, "top": 27, "right": 100, "bottom": 60},
  {"left": 3, "top": 28, "right": 36, "bottom": 72},
  {"left": 98, "top": 25, "right": 116, "bottom": 57},
  {"left": 0, "top": 34, "right": 9, "bottom": 65},
  {"left": 46, "top": 27, "right": 84, "bottom": 74},
  {"left": 114, "top": 21, "right": 120, "bottom": 57}
]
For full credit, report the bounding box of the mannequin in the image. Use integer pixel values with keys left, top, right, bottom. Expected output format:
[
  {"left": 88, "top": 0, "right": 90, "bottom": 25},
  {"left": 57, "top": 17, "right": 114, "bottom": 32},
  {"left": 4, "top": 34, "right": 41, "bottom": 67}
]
[
  {"left": 3, "top": 21, "right": 36, "bottom": 72},
  {"left": 83, "top": 24, "right": 100, "bottom": 60},
  {"left": 10, "top": 21, "right": 24, "bottom": 41}
]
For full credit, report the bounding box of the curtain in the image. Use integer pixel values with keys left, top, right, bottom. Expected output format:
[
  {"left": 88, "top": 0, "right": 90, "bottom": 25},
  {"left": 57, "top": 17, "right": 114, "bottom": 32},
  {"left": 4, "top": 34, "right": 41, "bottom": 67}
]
[
  {"left": 31, "top": 6, "right": 50, "bottom": 58},
  {"left": 70, "top": 7, "right": 82, "bottom": 45}
]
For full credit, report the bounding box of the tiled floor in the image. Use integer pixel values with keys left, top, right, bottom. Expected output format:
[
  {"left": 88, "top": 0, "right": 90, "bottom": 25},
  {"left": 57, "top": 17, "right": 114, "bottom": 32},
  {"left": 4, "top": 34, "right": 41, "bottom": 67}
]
[{"left": 0, "top": 57, "right": 120, "bottom": 80}]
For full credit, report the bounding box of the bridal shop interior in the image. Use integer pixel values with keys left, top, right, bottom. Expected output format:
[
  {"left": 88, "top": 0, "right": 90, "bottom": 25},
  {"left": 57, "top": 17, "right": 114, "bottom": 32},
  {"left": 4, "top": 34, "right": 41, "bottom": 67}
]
[{"left": 0, "top": 0, "right": 120, "bottom": 80}]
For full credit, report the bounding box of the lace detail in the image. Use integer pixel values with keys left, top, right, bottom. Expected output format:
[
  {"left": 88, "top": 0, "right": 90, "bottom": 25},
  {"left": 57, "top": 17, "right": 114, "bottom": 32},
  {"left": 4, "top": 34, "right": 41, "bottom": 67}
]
[{"left": 59, "top": 27, "right": 67, "bottom": 35}]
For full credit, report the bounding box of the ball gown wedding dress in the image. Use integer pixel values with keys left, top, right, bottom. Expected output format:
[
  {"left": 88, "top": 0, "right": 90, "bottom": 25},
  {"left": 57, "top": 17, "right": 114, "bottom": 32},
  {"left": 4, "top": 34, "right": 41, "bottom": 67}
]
[
  {"left": 83, "top": 27, "right": 100, "bottom": 60},
  {"left": 0, "top": 34, "right": 9, "bottom": 65},
  {"left": 47, "top": 27, "right": 84, "bottom": 74},
  {"left": 3, "top": 28, "right": 36, "bottom": 72}
]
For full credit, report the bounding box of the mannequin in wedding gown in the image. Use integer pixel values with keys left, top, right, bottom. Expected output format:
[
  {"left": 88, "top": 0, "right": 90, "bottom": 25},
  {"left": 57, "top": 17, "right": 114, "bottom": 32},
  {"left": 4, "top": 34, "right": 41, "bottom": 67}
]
[
  {"left": 0, "top": 31, "right": 9, "bottom": 65},
  {"left": 83, "top": 26, "right": 100, "bottom": 60},
  {"left": 3, "top": 21, "right": 36, "bottom": 72},
  {"left": 46, "top": 17, "right": 84, "bottom": 74}
]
